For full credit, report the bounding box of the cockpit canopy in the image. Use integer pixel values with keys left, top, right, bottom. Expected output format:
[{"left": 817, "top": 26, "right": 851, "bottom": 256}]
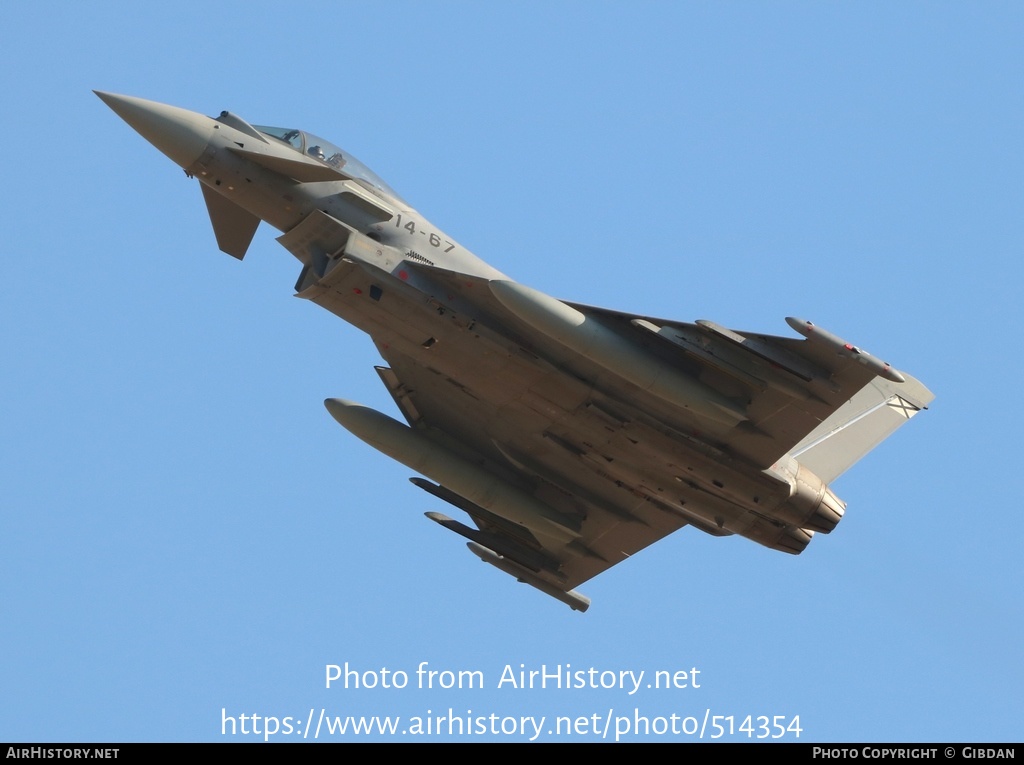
[{"left": 255, "top": 125, "right": 403, "bottom": 203}]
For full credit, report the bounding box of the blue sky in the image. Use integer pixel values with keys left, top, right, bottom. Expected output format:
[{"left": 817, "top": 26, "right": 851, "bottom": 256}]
[{"left": 2, "top": 2, "right": 1021, "bottom": 742}]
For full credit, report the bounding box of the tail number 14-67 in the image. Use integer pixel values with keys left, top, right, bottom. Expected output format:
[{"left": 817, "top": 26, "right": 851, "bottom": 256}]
[{"left": 395, "top": 214, "right": 455, "bottom": 252}]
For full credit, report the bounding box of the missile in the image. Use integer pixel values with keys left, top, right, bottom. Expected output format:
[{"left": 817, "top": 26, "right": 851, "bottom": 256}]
[
  {"left": 467, "top": 542, "right": 591, "bottom": 613},
  {"left": 423, "top": 510, "right": 562, "bottom": 576},
  {"left": 323, "top": 398, "right": 580, "bottom": 544},
  {"left": 785, "top": 317, "right": 906, "bottom": 383},
  {"left": 488, "top": 280, "right": 747, "bottom": 428}
]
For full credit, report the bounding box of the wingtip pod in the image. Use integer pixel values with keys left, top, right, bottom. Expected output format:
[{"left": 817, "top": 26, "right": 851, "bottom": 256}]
[{"left": 786, "top": 317, "right": 906, "bottom": 383}]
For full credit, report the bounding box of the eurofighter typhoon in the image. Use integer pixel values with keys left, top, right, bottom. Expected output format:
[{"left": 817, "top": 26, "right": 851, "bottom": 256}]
[{"left": 97, "top": 92, "right": 933, "bottom": 612}]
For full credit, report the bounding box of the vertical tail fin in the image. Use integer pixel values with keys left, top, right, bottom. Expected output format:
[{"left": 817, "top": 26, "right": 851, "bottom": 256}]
[{"left": 792, "top": 373, "right": 934, "bottom": 483}]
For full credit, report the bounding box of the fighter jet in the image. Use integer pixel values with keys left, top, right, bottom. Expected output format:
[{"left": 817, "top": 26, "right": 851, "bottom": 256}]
[{"left": 97, "top": 92, "right": 933, "bottom": 612}]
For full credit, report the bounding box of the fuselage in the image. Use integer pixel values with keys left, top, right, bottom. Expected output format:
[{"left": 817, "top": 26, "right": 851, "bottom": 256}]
[{"left": 96, "top": 92, "right": 843, "bottom": 555}]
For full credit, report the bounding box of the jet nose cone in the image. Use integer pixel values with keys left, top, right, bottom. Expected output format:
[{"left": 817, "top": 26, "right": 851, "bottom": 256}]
[{"left": 95, "top": 91, "right": 213, "bottom": 169}]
